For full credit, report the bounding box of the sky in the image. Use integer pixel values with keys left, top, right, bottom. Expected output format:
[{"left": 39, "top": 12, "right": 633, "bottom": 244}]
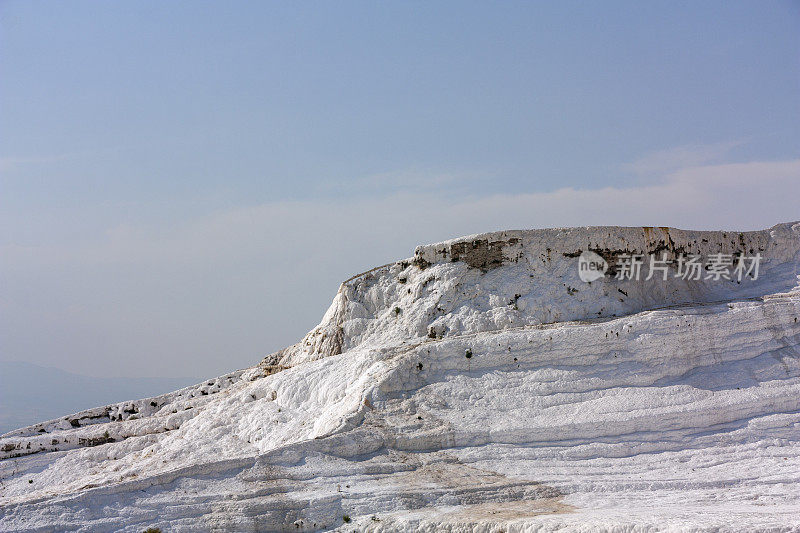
[{"left": 1, "top": 1, "right": 799, "bottom": 379}]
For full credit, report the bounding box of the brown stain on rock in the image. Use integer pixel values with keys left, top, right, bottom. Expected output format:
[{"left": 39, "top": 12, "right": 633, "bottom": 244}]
[
  {"left": 385, "top": 453, "right": 574, "bottom": 520},
  {"left": 437, "top": 497, "right": 575, "bottom": 522},
  {"left": 449, "top": 238, "right": 521, "bottom": 271}
]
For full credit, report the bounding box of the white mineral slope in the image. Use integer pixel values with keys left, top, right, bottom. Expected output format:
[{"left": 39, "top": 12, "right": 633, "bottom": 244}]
[{"left": 1, "top": 222, "right": 799, "bottom": 532}]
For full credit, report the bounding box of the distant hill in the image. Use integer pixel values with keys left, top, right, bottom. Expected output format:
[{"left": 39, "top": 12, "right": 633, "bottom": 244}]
[{"left": 0, "top": 360, "right": 198, "bottom": 435}]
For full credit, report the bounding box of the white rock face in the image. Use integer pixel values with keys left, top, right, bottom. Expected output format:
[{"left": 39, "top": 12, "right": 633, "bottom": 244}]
[{"left": 1, "top": 222, "right": 799, "bottom": 532}]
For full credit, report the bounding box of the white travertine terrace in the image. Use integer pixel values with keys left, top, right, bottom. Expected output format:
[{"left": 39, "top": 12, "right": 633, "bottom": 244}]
[{"left": 1, "top": 222, "right": 799, "bottom": 532}]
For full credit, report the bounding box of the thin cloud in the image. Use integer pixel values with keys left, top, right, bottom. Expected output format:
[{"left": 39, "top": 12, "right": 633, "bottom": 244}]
[
  {"left": 315, "top": 169, "right": 479, "bottom": 196},
  {"left": 622, "top": 141, "right": 746, "bottom": 178}
]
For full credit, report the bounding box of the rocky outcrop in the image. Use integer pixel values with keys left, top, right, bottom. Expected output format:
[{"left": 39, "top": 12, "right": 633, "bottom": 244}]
[
  {"left": 1, "top": 222, "right": 799, "bottom": 532},
  {"left": 268, "top": 222, "right": 800, "bottom": 369}
]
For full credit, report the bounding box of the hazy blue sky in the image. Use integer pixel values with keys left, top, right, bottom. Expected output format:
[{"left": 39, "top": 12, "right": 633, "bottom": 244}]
[{"left": 2, "top": 1, "right": 799, "bottom": 378}]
